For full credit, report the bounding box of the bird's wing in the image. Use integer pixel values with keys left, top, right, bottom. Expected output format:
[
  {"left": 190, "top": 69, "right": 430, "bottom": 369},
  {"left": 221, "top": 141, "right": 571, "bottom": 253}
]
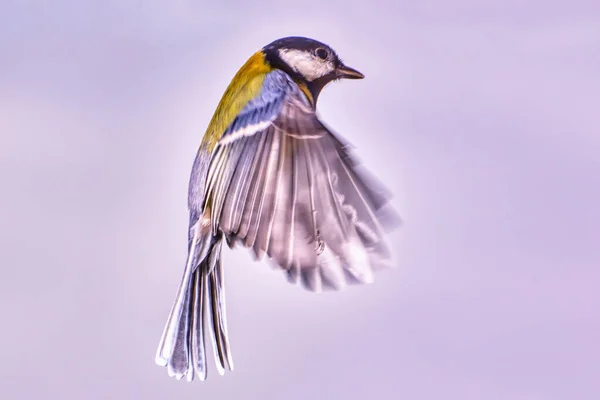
[{"left": 204, "top": 70, "right": 399, "bottom": 291}]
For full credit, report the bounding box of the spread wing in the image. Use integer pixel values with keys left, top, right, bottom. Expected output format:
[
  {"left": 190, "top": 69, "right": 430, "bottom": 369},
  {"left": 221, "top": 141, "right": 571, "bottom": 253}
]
[{"left": 203, "top": 70, "right": 399, "bottom": 291}]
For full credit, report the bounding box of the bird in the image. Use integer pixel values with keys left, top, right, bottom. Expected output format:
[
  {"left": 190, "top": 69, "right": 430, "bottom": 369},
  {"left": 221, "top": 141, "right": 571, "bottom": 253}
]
[{"left": 155, "top": 36, "right": 400, "bottom": 382}]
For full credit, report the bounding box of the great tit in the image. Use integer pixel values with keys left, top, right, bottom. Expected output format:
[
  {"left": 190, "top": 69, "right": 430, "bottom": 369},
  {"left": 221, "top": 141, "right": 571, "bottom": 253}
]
[{"left": 155, "top": 36, "right": 399, "bottom": 382}]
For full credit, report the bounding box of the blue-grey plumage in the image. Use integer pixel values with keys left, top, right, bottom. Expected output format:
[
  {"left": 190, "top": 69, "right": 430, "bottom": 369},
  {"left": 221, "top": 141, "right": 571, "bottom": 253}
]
[{"left": 156, "top": 37, "right": 400, "bottom": 382}]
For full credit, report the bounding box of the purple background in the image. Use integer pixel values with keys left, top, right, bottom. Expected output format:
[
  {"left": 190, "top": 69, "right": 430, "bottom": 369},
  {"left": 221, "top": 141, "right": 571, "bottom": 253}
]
[{"left": 1, "top": 1, "right": 599, "bottom": 399}]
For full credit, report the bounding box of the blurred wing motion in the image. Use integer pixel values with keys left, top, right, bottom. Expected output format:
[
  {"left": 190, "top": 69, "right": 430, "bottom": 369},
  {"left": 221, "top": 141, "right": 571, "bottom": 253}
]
[
  {"left": 209, "top": 70, "right": 398, "bottom": 290},
  {"left": 155, "top": 69, "right": 399, "bottom": 382}
]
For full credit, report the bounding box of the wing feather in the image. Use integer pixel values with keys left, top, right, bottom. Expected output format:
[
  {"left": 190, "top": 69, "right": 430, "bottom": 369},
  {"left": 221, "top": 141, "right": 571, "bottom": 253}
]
[
  {"left": 226, "top": 133, "right": 266, "bottom": 235},
  {"left": 237, "top": 131, "right": 271, "bottom": 241},
  {"left": 253, "top": 129, "right": 282, "bottom": 259},
  {"left": 205, "top": 70, "right": 399, "bottom": 290},
  {"left": 264, "top": 131, "right": 290, "bottom": 263},
  {"left": 243, "top": 130, "right": 274, "bottom": 251}
]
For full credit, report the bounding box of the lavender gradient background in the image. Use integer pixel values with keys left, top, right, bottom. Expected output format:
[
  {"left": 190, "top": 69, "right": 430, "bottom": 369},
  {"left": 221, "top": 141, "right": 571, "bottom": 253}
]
[{"left": 2, "top": 1, "right": 599, "bottom": 399}]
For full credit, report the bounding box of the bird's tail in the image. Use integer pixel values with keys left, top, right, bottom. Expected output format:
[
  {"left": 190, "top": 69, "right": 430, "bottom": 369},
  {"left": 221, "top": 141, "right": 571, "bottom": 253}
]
[{"left": 155, "top": 218, "right": 233, "bottom": 381}]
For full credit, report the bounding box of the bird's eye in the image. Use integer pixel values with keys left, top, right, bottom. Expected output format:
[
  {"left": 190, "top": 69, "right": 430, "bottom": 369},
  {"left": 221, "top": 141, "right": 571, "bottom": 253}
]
[{"left": 315, "top": 47, "right": 329, "bottom": 60}]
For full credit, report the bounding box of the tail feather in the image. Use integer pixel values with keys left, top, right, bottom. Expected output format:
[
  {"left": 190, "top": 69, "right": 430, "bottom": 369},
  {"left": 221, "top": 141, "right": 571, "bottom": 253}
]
[
  {"left": 206, "top": 238, "right": 234, "bottom": 374},
  {"left": 189, "top": 264, "right": 207, "bottom": 381},
  {"left": 155, "top": 220, "right": 234, "bottom": 381}
]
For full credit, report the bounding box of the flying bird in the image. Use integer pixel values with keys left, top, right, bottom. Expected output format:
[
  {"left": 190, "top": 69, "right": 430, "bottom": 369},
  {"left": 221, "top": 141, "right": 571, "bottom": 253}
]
[{"left": 155, "top": 36, "right": 399, "bottom": 381}]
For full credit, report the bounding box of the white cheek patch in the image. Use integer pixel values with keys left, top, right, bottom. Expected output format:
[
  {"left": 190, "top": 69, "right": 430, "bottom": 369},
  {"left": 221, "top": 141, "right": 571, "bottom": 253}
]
[{"left": 278, "top": 49, "right": 334, "bottom": 81}]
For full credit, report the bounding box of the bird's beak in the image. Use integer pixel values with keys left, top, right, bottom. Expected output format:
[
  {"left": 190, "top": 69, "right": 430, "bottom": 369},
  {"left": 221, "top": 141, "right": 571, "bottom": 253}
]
[{"left": 336, "top": 64, "right": 365, "bottom": 80}]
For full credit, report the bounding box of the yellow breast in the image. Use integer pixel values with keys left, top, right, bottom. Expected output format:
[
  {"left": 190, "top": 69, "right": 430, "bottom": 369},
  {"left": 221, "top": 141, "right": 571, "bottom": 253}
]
[{"left": 295, "top": 81, "right": 315, "bottom": 107}]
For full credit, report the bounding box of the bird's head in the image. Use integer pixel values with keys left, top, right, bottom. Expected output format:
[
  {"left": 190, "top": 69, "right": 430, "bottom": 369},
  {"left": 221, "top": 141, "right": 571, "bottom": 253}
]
[{"left": 262, "top": 36, "right": 364, "bottom": 103}]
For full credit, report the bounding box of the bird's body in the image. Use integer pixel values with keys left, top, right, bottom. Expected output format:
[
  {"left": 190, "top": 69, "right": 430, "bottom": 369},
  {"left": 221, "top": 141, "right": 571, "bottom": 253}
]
[{"left": 155, "top": 37, "right": 399, "bottom": 382}]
